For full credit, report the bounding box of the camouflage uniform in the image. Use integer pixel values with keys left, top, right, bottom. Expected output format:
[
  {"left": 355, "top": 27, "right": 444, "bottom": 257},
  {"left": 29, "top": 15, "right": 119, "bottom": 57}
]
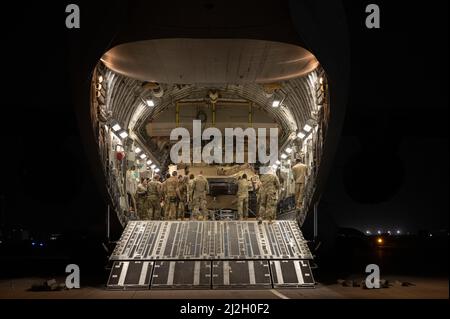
[
  {"left": 162, "top": 176, "right": 179, "bottom": 220},
  {"left": 250, "top": 175, "right": 261, "bottom": 218},
  {"left": 236, "top": 178, "right": 249, "bottom": 220},
  {"left": 136, "top": 183, "right": 148, "bottom": 220},
  {"left": 177, "top": 176, "right": 188, "bottom": 220},
  {"left": 187, "top": 178, "right": 195, "bottom": 212},
  {"left": 292, "top": 162, "right": 308, "bottom": 209},
  {"left": 147, "top": 179, "right": 162, "bottom": 220},
  {"left": 258, "top": 173, "right": 280, "bottom": 221},
  {"left": 192, "top": 175, "right": 209, "bottom": 220}
]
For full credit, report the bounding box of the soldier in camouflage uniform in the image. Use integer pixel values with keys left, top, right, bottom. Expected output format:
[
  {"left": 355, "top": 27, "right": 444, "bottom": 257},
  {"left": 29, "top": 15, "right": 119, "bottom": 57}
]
[
  {"left": 147, "top": 174, "right": 162, "bottom": 220},
  {"left": 162, "top": 171, "right": 180, "bottom": 220},
  {"left": 177, "top": 175, "right": 189, "bottom": 220},
  {"left": 258, "top": 171, "right": 280, "bottom": 223},
  {"left": 187, "top": 174, "right": 195, "bottom": 215},
  {"left": 191, "top": 171, "right": 209, "bottom": 220},
  {"left": 236, "top": 174, "right": 249, "bottom": 220},
  {"left": 135, "top": 178, "right": 149, "bottom": 220},
  {"left": 291, "top": 158, "right": 308, "bottom": 209}
]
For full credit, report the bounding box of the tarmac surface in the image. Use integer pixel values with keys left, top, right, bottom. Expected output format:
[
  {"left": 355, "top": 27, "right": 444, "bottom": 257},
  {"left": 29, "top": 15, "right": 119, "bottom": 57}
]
[{"left": 0, "top": 276, "right": 447, "bottom": 299}]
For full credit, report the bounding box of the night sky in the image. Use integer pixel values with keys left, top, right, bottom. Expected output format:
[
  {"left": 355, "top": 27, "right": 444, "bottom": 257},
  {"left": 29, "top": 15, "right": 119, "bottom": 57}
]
[
  {"left": 0, "top": 1, "right": 447, "bottom": 236},
  {"left": 322, "top": 1, "right": 449, "bottom": 233}
]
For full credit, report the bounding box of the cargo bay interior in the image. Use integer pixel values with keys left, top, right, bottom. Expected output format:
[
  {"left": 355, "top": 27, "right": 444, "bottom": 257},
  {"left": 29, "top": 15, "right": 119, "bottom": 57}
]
[
  {"left": 90, "top": 38, "right": 331, "bottom": 289},
  {"left": 93, "top": 39, "right": 329, "bottom": 225}
]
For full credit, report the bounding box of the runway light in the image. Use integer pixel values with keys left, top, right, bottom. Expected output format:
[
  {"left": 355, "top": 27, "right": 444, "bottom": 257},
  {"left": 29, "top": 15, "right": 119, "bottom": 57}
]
[
  {"left": 112, "top": 124, "right": 121, "bottom": 132},
  {"left": 135, "top": 147, "right": 142, "bottom": 154},
  {"left": 119, "top": 131, "right": 128, "bottom": 139},
  {"left": 303, "top": 124, "right": 313, "bottom": 132},
  {"left": 280, "top": 153, "right": 288, "bottom": 159},
  {"left": 387, "top": 231, "right": 392, "bottom": 235},
  {"left": 275, "top": 160, "right": 281, "bottom": 165},
  {"left": 147, "top": 99, "right": 155, "bottom": 107},
  {"left": 297, "top": 132, "right": 306, "bottom": 139},
  {"left": 396, "top": 230, "right": 401, "bottom": 234},
  {"left": 272, "top": 100, "right": 280, "bottom": 108},
  {"left": 377, "top": 238, "right": 383, "bottom": 244},
  {"left": 285, "top": 147, "right": 293, "bottom": 154},
  {"left": 150, "top": 164, "right": 156, "bottom": 169},
  {"left": 140, "top": 154, "right": 147, "bottom": 159},
  {"left": 366, "top": 230, "right": 371, "bottom": 235},
  {"left": 377, "top": 230, "right": 382, "bottom": 235},
  {"left": 146, "top": 160, "right": 152, "bottom": 165}
]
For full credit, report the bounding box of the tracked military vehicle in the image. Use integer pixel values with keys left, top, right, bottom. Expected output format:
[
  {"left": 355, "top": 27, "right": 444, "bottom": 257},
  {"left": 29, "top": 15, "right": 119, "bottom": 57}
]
[{"left": 183, "top": 163, "right": 259, "bottom": 218}]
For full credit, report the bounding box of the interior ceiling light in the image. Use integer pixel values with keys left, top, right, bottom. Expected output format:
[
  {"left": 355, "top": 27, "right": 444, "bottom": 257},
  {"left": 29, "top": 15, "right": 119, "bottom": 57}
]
[
  {"left": 272, "top": 100, "right": 280, "bottom": 108},
  {"left": 112, "top": 124, "right": 121, "bottom": 132},
  {"left": 297, "top": 132, "right": 306, "bottom": 139},
  {"left": 303, "top": 124, "right": 313, "bottom": 132},
  {"left": 119, "top": 131, "right": 128, "bottom": 139},
  {"left": 146, "top": 160, "right": 152, "bottom": 165},
  {"left": 135, "top": 147, "right": 142, "bottom": 154},
  {"left": 285, "top": 147, "right": 293, "bottom": 154},
  {"left": 146, "top": 99, "right": 155, "bottom": 107},
  {"left": 280, "top": 153, "right": 288, "bottom": 159},
  {"left": 140, "top": 153, "right": 147, "bottom": 159}
]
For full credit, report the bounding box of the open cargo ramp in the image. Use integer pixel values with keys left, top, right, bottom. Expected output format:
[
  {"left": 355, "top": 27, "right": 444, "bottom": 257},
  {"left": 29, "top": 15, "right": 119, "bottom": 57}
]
[{"left": 107, "top": 220, "right": 314, "bottom": 289}]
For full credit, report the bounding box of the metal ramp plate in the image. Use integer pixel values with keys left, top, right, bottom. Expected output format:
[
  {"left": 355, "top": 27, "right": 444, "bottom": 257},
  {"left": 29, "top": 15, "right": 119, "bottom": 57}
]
[
  {"left": 151, "top": 261, "right": 211, "bottom": 289},
  {"left": 110, "top": 220, "right": 312, "bottom": 261},
  {"left": 212, "top": 260, "right": 272, "bottom": 289},
  {"left": 107, "top": 261, "right": 153, "bottom": 290},
  {"left": 270, "top": 260, "right": 315, "bottom": 288}
]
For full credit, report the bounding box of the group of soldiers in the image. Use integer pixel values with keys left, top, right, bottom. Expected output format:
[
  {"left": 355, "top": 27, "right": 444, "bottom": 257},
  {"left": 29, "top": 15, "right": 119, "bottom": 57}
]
[
  {"left": 235, "top": 170, "right": 280, "bottom": 223},
  {"left": 235, "top": 158, "right": 308, "bottom": 223},
  {"left": 134, "top": 170, "right": 210, "bottom": 221},
  {"left": 133, "top": 158, "right": 307, "bottom": 223}
]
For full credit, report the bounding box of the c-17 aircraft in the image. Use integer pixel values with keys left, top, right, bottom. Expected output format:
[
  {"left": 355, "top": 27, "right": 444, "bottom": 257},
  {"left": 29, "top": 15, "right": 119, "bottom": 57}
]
[{"left": 67, "top": 0, "right": 349, "bottom": 289}]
